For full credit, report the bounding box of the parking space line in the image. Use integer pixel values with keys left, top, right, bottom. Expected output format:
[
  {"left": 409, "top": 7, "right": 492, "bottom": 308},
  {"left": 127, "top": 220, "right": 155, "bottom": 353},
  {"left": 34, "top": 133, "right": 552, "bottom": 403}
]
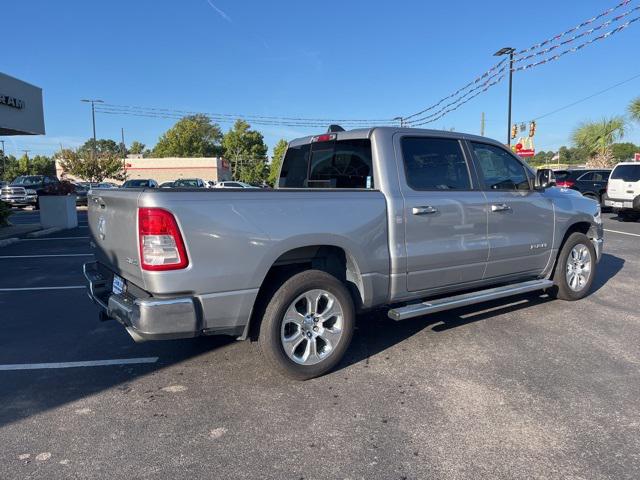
[
  {"left": 21, "top": 237, "right": 90, "bottom": 241},
  {"left": 0, "top": 357, "right": 159, "bottom": 371},
  {"left": 0, "top": 286, "right": 85, "bottom": 291},
  {"left": 0, "top": 254, "right": 93, "bottom": 259},
  {"left": 604, "top": 229, "right": 640, "bottom": 238}
]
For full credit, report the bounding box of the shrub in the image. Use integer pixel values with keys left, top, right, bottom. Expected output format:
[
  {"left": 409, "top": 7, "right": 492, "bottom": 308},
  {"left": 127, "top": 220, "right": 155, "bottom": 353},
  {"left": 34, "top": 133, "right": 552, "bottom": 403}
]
[{"left": 0, "top": 200, "right": 10, "bottom": 227}]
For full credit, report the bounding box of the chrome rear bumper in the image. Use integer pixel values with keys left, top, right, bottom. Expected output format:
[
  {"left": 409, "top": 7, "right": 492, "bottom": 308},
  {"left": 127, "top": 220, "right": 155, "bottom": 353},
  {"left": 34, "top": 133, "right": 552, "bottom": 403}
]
[{"left": 83, "top": 262, "right": 200, "bottom": 342}]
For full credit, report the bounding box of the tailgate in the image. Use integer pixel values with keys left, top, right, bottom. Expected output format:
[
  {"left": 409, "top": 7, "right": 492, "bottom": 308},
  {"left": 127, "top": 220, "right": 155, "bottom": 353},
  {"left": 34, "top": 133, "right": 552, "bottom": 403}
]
[
  {"left": 608, "top": 179, "right": 639, "bottom": 200},
  {"left": 88, "top": 189, "right": 144, "bottom": 287}
]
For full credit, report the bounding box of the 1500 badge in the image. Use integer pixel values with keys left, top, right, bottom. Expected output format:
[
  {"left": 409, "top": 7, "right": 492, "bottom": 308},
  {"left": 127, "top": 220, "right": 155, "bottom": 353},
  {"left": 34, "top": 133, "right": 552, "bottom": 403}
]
[{"left": 530, "top": 243, "right": 548, "bottom": 250}]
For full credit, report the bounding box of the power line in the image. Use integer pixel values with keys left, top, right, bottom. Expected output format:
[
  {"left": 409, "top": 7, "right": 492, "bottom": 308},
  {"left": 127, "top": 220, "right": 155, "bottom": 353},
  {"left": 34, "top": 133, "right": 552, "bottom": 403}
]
[
  {"left": 517, "top": 72, "right": 640, "bottom": 123},
  {"left": 99, "top": 103, "right": 391, "bottom": 124}
]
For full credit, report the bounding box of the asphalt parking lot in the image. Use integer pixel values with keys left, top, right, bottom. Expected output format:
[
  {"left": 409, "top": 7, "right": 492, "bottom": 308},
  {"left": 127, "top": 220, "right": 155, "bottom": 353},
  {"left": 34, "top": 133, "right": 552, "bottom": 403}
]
[{"left": 1, "top": 210, "right": 639, "bottom": 479}]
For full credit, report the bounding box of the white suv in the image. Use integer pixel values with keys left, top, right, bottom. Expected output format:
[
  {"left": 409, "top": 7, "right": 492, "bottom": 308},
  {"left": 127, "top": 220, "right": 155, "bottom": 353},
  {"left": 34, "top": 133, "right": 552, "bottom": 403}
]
[{"left": 605, "top": 162, "right": 640, "bottom": 221}]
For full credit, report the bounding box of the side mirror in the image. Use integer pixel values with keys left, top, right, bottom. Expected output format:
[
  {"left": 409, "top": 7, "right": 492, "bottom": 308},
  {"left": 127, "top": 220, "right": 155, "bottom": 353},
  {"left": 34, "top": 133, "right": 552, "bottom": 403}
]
[{"left": 536, "top": 168, "right": 556, "bottom": 189}]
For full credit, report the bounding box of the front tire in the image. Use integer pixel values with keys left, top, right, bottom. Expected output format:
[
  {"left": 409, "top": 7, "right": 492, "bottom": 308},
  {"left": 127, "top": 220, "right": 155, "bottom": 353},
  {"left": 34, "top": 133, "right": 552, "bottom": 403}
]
[
  {"left": 550, "top": 232, "right": 596, "bottom": 301},
  {"left": 258, "top": 270, "right": 355, "bottom": 380}
]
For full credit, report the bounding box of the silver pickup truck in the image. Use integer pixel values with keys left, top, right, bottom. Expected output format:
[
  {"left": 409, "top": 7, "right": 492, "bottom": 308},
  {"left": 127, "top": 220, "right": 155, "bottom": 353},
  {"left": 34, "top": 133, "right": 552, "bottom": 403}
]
[{"left": 84, "top": 127, "right": 603, "bottom": 379}]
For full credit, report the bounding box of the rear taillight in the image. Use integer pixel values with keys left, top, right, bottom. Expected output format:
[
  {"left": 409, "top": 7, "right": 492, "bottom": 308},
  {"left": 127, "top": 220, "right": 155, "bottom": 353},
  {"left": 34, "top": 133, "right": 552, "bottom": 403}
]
[
  {"left": 311, "top": 133, "right": 336, "bottom": 143},
  {"left": 138, "top": 208, "right": 189, "bottom": 271},
  {"left": 556, "top": 180, "right": 575, "bottom": 188}
]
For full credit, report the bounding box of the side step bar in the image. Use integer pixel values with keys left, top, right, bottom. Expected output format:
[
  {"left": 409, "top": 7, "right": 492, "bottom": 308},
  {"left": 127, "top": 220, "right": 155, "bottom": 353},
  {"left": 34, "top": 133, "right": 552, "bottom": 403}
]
[{"left": 388, "top": 279, "right": 554, "bottom": 321}]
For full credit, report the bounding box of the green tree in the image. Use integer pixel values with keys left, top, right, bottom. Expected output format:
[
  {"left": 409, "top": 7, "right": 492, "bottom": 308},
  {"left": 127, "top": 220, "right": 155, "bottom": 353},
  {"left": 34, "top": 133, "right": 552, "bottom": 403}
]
[
  {"left": 611, "top": 142, "right": 639, "bottom": 162},
  {"left": 571, "top": 117, "right": 626, "bottom": 168},
  {"left": 222, "top": 120, "right": 269, "bottom": 183},
  {"left": 268, "top": 139, "right": 288, "bottom": 186},
  {"left": 79, "top": 138, "right": 121, "bottom": 157},
  {"left": 153, "top": 114, "right": 223, "bottom": 157},
  {"left": 128, "top": 141, "right": 146, "bottom": 155},
  {"left": 56, "top": 148, "right": 124, "bottom": 183},
  {"left": 629, "top": 97, "right": 640, "bottom": 123}
]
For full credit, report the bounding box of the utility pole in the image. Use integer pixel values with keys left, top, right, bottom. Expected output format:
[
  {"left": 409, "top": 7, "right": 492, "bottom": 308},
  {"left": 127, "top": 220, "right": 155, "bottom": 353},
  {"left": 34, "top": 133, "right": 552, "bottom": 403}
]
[
  {"left": 81, "top": 99, "right": 104, "bottom": 158},
  {"left": 494, "top": 47, "right": 515, "bottom": 146},
  {"left": 480, "top": 112, "right": 485, "bottom": 136},
  {"left": 393, "top": 116, "right": 405, "bottom": 127},
  {"left": 121, "top": 127, "right": 127, "bottom": 181},
  {"left": 0, "top": 140, "right": 5, "bottom": 179}
]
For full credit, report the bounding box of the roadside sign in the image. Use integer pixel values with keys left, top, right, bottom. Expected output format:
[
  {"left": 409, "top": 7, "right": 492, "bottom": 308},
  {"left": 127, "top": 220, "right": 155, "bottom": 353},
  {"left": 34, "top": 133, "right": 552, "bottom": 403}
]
[{"left": 516, "top": 149, "right": 535, "bottom": 158}]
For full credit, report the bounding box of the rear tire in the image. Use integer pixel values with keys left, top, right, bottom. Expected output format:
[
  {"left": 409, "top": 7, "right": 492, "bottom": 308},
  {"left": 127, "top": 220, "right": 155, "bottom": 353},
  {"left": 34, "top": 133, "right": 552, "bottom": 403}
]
[
  {"left": 258, "top": 270, "right": 355, "bottom": 380},
  {"left": 550, "top": 232, "right": 596, "bottom": 301},
  {"left": 619, "top": 211, "right": 638, "bottom": 222}
]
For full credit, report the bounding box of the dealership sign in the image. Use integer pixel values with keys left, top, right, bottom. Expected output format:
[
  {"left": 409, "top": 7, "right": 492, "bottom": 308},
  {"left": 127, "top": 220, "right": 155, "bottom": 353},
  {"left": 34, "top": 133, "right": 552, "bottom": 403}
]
[{"left": 0, "top": 94, "right": 25, "bottom": 109}]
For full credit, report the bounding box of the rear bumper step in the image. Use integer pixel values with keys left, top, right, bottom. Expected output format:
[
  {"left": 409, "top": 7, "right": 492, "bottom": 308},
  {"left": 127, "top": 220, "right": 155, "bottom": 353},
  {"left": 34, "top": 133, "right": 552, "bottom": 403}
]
[{"left": 388, "top": 279, "right": 554, "bottom": 321}]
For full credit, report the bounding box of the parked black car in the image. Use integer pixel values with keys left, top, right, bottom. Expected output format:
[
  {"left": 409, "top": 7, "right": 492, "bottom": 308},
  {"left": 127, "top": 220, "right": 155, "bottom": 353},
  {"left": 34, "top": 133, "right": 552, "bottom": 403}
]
[
  {"left": 0, "top": 175, "right": 61, "bottom": 209},
  {"left": 555, "top": 169, "right": 611, "bottom": 206}
]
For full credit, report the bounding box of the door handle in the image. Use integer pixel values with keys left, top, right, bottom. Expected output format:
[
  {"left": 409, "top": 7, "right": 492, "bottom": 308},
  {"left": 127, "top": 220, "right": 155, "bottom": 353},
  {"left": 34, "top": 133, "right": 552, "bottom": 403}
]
[
  {"left": 412, "top": 206, "right": 438, "bottom": 215},
  {"left": 491, "top": 203, "right": 511, "bottom": 212}
]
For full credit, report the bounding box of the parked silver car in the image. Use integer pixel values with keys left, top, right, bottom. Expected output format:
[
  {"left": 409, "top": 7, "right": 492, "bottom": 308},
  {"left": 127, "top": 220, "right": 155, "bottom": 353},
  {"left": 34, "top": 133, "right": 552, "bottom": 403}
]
[{"left": 84, "top": 127, "right": 603, "bottom": 379}]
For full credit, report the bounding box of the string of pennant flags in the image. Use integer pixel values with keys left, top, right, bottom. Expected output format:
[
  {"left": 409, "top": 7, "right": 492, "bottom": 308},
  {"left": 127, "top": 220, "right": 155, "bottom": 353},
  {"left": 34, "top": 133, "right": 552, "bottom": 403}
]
[
  {"left": 513, "top": 15, "right": 640, "bottom": 73},
  {"left": 95, "top": 1, "right": 640, "bottom": 129},
  {"left": 513, "top": 5, "right": 640, "bottom": 64},
  {"left": 402, "top": 58, "right": 508, "bottom": 121},
  {"left": 409, "top": 73, "right": 507, "bottom": 127},
  {"left": 405, "top": 69, "right": 508, "bottom": 126},
  {"left": 514, "top": 0, "right": 632, "bottom": 55}
]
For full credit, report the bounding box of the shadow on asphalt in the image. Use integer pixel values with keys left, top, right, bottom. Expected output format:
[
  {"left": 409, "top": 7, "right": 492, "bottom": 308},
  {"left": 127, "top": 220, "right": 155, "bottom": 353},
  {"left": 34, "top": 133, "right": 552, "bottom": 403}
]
[
  {"left": 0, "top": 335, "right": 236, "bottom": 429},
  {"left": 0, "top": 252, "right": 625, "bottom": 429},
  {"left": 339, "top": 252, "right": 625, "bottom": 372}
]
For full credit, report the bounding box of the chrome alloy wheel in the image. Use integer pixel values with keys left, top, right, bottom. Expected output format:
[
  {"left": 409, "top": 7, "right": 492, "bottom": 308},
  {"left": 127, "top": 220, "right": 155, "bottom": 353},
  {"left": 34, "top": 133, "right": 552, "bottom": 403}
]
[
  {"left": 565, "top": 243, "right": 592, "bottom": 292},
  {"left": 280, "top": 289, "right": 344, "bottom": 366}
]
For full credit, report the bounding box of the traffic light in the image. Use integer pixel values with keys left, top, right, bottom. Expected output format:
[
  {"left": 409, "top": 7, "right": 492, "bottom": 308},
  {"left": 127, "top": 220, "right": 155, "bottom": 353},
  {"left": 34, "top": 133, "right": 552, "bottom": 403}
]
[
  {"left": 529, "top": 121, "right": 536, "bottom": 137},
  {"left": 511, "top": 124, "right": 518, "bottom": 139}
]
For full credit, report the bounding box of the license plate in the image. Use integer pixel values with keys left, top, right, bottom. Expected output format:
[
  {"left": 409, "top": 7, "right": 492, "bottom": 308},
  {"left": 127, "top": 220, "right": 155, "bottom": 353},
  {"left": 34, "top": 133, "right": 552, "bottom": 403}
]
[
  {"left": 614, "top": 201, "right": 623, "bottom": 208},
  {"left": 112, "top": 274, "right": 126, "bottom": 295}
]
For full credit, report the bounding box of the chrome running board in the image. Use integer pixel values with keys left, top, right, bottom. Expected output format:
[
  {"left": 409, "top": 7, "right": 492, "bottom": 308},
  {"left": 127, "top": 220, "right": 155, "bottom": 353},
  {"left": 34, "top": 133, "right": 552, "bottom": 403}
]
[{"left": 388, "top": 279, "right": 554, "bottom": 321}]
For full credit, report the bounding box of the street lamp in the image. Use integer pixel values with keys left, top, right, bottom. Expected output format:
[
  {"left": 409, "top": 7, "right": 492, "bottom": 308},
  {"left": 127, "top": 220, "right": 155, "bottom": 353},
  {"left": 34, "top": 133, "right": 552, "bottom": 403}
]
[
  {"left": 81, "top": 99, "right": 104, "bottom": 158},
  {"left": 494, "top": 47, "right": 515, "bottom": 146}
]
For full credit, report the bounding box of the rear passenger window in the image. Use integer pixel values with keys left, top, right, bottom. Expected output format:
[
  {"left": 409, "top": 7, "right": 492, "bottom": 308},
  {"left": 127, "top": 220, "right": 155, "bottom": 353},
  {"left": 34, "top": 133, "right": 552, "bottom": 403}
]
[
  {"left": 578, "top": 172, "right": 594, "bottom": 181},
  {"left": 279, "top": 139, "right": 374, "bottom": 189},
  {"left": 471, "top": 142, "right": 530, "bottom": 191},
  {"left": 401, "top": 137, "right": 471, "bottom": 190}
]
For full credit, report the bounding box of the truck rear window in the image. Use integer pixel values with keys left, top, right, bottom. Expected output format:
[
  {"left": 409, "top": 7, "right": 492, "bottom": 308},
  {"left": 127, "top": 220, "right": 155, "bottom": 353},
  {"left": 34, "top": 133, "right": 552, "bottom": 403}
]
[
  {"left": 279, "top": 139, "right": 374, "bottom": 189},
  {"left": 611, "top": 164, "right": 640, "bottom": 182}
]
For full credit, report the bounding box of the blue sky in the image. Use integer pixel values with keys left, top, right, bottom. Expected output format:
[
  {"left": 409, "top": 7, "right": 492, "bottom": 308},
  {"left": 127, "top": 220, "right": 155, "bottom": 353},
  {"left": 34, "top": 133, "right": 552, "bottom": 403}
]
[{"left": 3, "top": 0, "right": 640, "bottom": 157}]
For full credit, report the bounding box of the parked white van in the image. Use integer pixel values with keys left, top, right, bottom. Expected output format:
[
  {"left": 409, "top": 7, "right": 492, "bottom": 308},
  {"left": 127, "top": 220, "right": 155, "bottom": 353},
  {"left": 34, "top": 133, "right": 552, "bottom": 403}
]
[{"left": 605, "top": 162, "right": 640, "bottom": 221}]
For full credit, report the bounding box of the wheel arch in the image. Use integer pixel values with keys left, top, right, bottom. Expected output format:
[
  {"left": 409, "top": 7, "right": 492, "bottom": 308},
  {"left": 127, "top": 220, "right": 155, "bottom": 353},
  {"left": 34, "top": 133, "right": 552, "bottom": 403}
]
[
  {"left": 550, "top": 221, "right": 593, "bottom": 277},
  {"left": 244, "top": 242, "right": 367, "bottom": 340}
]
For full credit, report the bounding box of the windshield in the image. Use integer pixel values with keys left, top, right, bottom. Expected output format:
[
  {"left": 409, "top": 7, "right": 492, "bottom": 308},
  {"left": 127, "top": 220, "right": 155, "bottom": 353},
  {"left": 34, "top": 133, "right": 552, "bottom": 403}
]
[
  {"left": 611, "top": 164, "right": 640, "bottom": 182},
  {"left": 11, "top": 176, "right": 43, "bottom": 187},
  {"left": 123, "top": 179, "right": 152, "bottom": 188},
  {"left": 173, "top": 179, "right": 199, "bottom": 187}
]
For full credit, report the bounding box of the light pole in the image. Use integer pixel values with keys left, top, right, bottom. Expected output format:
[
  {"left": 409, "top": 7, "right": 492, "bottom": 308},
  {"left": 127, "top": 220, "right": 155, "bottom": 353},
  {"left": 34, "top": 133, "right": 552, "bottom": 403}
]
[
  {"left": 494, "top": 47, "right": 515, "bottom": 146},
  {"left": 0, "top": 140, "right": 5, "bottom": 179},
  {"left": 81, "top": 99, "right": 104, "bottom": 157}
]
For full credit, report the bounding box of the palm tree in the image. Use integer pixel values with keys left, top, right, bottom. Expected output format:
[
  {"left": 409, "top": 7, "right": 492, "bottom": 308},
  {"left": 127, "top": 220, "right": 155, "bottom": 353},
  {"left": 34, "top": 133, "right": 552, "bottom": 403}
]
[
  {"left": 571, "top": 117, "right": 625, "bottom": 167},
  {"left": 629, "top": 97, "right": 640, "bottom": 123}
]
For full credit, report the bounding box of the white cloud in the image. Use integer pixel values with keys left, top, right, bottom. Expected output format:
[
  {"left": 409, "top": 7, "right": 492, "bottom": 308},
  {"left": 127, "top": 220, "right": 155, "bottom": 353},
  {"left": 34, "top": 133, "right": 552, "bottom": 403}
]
[{"left": 206, "top": 0, "right": 232, "bottom": 23}]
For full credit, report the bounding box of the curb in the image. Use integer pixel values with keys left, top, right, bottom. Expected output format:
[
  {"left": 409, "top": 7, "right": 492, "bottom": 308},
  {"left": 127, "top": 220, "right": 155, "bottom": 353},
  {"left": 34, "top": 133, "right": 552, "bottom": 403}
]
[
  {"left": 26, "top": 227, "right": 64, "bottom": 238},
  {"left": 0, "top": 238, "right": 19, "bottom": 247}
]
